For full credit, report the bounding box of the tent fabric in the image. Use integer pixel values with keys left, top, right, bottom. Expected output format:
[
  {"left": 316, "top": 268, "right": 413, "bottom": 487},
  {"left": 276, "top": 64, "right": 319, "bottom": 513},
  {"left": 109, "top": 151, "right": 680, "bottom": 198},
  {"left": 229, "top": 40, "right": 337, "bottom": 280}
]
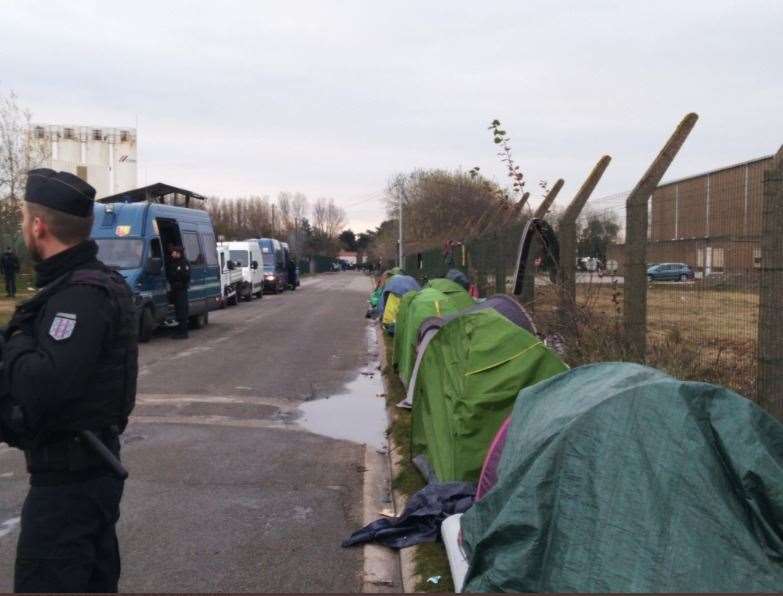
[
  {"left": 418, "top": 295, "right": 536, "bottom": 343},
  {"left": 425, "top": 278, "right": 475, "bottom": 310},
  {"left": 379, "top": 274, "right": 420, "bottom": 318},
  {"left": 446, "top": 268, "right": 470, "bottom": 289},
  {"left": 474, "top": 417, "right": 511, "bottom": 501},
  {"left": 382, "top": 293, "right": 402, "bottom": 330},
  {"left": 411, "top": 309, "right": 567, "bottom": 483},
  {"left": 460, "top": 362, "right": 783, "bottom": 593},
  {"left": 394, "top": 288, "right": 460, "bottom": 387}
]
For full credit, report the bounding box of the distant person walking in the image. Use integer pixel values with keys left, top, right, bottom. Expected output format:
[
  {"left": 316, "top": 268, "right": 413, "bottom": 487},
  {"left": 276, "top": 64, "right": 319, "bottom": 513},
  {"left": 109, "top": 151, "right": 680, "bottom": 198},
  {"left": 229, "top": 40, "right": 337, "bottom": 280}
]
[
  {"left": 1, "top": 246, "right": 20, "bottom": 297},
  {"left": 166, "top": 246, "right": 191, "bottom": 339}
]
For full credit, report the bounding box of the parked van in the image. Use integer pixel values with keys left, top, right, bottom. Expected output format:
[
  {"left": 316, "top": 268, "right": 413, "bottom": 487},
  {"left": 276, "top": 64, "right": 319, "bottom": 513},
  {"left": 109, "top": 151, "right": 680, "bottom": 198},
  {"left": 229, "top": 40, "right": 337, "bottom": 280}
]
[
  {"left": 216, "top": 242, "right": 251, "bottom": 306},
  {"left": 91, "top": 189, "right": 221, "bottom": 342},
  {"left": 258, "top": 238, "right": 287, "bottom": 293},
  {"left": 228, "top": 240, "right": 264, "bottom": 299}
]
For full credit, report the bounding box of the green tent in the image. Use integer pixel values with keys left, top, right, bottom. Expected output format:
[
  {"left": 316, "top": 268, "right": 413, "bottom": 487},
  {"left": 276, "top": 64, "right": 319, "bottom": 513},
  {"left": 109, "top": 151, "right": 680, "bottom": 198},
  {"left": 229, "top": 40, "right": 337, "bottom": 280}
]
[
  {"left": 425, "top": 278, "right": 474, "bottom": 310},
  {"left": 461, "top": 362, "right": 783, "bottom": 592},
  {"left": 411, "top": 309, "right": 567, "bottom": 483},
  {"left": 393, "top": 288, "right": 459, "bottom": 387}
]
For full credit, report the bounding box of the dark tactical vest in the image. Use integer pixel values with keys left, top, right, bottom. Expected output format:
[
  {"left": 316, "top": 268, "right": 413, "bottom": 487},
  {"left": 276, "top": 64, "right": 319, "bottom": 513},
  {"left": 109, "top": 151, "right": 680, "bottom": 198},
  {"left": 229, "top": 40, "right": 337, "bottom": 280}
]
[{"left": 12, "top": 263, "right": 138, "bottom": 439}]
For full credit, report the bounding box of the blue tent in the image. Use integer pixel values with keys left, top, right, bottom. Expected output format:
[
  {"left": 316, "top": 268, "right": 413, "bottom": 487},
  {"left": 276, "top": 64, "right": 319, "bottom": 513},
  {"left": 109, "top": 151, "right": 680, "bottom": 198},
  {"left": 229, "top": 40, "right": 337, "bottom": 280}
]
[{"left": 379, "top": 274, "right": 420, "bottom": 316}]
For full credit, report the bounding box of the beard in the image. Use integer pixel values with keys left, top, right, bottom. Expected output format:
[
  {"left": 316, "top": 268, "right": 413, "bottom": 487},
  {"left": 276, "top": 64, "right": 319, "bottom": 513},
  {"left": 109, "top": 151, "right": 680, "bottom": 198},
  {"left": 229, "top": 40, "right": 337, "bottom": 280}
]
[{"left": 23, "top": 226, "right": 42, "bottom": 263}]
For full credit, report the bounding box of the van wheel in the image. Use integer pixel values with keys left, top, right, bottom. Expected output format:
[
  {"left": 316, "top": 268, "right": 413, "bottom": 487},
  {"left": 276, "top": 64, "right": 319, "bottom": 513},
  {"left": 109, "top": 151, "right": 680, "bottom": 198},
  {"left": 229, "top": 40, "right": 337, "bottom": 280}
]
[
  {"left": 189, "top": 312, "right": 208, "bottom": 329},
  {"left": 679, "top": 274, "right": 687, "bottom": 282},
  {"left": 139, "top": 306, "right": 155, "bottom": 343}
]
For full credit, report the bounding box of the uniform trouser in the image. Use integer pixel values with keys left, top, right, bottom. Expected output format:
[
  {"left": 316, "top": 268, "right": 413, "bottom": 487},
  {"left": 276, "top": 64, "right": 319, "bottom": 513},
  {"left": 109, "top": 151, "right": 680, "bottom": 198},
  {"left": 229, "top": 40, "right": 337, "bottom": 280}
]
[
  {"left": 5, "top": 274, "right": 15, "bottom": 297},
  {"left": 15, "top": 475, "right": 124, "bottom": 593},
  {"left": 171, "top": 288, "right": 189, "bottom": 336}
]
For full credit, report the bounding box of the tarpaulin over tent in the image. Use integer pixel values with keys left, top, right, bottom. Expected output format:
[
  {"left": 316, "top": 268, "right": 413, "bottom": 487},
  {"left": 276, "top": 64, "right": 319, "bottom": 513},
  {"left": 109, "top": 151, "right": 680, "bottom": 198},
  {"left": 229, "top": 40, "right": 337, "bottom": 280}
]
[
  {"left": 460, "top": 362, "right": 783, "bottom": 593},
  {"left": 411, "top": 309, "right": 567, "bottom": 483},
  {"left": 393, "top": 288, "right": 460, "bottom": 387},
  {"left": 425, "top": 278, "right": 475, "bottom": 310},
  {"left": 379, "top": 274, "right": 420, "bottom": 319}
]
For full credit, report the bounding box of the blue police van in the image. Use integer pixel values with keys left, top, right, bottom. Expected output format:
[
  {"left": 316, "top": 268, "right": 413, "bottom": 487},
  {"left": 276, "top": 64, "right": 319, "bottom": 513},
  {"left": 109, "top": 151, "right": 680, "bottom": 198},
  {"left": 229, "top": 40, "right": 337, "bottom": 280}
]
[
  {"left": 91, "top": 183, "right": 221, "bottom": 342},
  {"left": 258, "top": 237, "right": 288, "bottom": 293}
]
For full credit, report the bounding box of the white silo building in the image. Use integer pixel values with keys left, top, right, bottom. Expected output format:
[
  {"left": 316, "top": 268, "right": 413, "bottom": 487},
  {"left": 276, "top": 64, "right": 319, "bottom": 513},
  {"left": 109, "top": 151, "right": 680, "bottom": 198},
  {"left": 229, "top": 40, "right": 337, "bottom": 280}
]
[{"left": 32, "top": 124, "right": 138, "bottom": 199}]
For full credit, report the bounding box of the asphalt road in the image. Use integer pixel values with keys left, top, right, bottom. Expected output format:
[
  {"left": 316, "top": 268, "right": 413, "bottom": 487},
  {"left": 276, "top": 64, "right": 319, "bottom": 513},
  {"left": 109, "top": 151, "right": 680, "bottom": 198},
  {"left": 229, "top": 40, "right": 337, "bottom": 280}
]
[{"left": 0, "top": 271, "right": 390, "bottom": 592}]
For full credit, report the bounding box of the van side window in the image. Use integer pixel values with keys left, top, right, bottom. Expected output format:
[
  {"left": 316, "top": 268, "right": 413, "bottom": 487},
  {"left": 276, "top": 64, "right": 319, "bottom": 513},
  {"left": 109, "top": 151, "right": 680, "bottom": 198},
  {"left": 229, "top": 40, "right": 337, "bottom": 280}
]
[
  {"left": 201, "top": 233, "right": 218, "bottom": 266},
  {"left": 182, "top": 232, "right": 204, "bottom": 265}
]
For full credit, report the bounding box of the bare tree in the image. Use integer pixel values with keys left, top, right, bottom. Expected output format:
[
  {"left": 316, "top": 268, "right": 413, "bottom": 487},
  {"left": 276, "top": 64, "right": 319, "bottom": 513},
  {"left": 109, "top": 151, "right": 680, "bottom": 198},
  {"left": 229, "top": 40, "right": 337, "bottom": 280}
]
[
  {"left": 312, "top": 197, "right": 346, "bottom": 239},
  {"left": 0, "top": 89, "right": 49, "bottom": 247}
]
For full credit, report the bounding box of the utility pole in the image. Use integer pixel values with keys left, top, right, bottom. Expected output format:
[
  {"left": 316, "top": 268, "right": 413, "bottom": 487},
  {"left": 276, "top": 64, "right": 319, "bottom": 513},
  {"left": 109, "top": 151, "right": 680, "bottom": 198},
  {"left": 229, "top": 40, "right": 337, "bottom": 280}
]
[{"left": 397, "top": 182, "right": 406, "bottom": 268}]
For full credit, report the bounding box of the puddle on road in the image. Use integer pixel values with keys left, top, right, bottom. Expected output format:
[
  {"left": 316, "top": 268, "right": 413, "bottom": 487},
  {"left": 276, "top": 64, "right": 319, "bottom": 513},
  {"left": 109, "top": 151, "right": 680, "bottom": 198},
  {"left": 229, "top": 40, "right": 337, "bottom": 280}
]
[{"left": 297, "top": 324, "right": 387, "bottom": 449}]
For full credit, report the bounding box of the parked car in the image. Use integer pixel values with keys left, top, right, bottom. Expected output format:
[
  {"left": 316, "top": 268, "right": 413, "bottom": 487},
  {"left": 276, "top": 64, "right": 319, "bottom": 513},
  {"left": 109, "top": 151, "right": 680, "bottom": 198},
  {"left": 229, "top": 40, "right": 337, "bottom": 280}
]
[
  {"left": 228, "top": 241, "right": 264, "bottom": 299},
  {"left": 91, "top": 197, "right": 221, "bottom": 342},
  {"left": 647, "top": 262, "right": 695, "bottom": 282},
  {"left": 216, "top": 242, "right": 251, "bottom": 306}
]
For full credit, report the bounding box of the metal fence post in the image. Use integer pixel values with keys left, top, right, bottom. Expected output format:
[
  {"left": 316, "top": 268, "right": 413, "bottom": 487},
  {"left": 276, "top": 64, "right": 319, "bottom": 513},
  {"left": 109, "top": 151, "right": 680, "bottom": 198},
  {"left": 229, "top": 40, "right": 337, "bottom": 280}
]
[
  {"left": 623, "top": 113, "right": 698, "bottom": 362},
  {"left": 519, "top": 179, "right": 564, "bottom": 305},
  {"left": 758, "top": 145, "right": 783, "bottom": 418},
  {"left": 559, "top": 156, "right": 612, "bottom": 315}
]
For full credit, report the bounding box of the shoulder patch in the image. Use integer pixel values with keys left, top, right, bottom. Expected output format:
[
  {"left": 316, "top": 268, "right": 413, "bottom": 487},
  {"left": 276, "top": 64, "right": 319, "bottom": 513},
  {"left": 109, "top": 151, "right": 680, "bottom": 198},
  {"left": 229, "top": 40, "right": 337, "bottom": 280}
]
[{"left": 49, "top": 312, "right": 77, "bottom": 341}]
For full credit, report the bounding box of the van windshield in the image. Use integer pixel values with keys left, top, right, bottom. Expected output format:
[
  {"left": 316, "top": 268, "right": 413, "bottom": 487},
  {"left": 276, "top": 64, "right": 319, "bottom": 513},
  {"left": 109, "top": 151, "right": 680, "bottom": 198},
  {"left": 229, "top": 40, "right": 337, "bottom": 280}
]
[
  {"left": 95, "top": 238, "right": 144, "bottom": 270},
  {"left": 230, "top": 250, "right": 249, "bottom": 267}
]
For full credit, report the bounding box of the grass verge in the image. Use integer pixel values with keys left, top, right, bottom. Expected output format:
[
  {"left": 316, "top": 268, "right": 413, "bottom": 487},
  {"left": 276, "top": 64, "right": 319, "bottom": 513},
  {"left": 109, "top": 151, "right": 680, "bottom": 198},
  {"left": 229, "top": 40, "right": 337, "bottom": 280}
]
[
  {"left": 381, "top": 332, "right": 454, "bottom": 593},
  {"left": 0, "top": 274, "right": 36, "bottom": 326}
]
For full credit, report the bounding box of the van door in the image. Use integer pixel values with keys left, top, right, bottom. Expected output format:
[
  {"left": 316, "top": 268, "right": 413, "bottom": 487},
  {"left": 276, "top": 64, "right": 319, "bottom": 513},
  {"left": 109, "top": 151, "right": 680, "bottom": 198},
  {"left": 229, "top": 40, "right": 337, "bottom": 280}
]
[
  {"left": 199, "top": 230, "right": 221, "bottom": 310},
  {"left": 182, "top": 229, "right": 206, "bottom": 313},
  {"left": 146, "top": 237, "right": 169, "bottom": 319}
]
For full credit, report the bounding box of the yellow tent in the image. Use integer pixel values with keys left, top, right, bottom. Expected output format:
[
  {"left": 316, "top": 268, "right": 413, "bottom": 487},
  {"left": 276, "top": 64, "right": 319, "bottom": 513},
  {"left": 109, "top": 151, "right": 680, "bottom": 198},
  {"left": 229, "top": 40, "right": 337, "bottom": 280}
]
[{"left": 382, "top": 293, "right": 402, "bottom": 327}]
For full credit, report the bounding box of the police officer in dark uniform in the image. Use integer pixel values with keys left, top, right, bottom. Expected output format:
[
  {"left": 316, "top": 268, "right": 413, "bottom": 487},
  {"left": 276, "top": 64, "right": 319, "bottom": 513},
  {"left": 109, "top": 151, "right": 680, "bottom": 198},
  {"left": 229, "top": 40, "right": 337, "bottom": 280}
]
[
  {"left": 1, "top": 168, "right": 138, "bottom": 593},
  {"left": 1, "top": 247, "right": 20, "bottom": 297},
  {"left": 166, "top": 245, "right": 190, "bottom": 339}
]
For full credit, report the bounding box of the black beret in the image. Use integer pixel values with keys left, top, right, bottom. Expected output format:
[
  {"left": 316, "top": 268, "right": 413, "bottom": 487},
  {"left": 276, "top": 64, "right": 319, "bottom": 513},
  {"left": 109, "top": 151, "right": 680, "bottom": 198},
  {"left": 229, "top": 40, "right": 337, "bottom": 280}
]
[{"left": 25, "top": 168, "right": 96, "bottom": 218}]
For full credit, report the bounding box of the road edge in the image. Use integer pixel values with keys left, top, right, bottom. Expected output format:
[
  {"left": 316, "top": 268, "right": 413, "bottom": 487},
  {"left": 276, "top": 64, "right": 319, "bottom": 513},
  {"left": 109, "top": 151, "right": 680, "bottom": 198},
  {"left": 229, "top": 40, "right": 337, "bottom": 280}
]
[
  {"left": 376, "top": 321, "right": 420, "bottom": 593},
  {"left": 361, "top": 306, "right": 404, "bottom": 593}
]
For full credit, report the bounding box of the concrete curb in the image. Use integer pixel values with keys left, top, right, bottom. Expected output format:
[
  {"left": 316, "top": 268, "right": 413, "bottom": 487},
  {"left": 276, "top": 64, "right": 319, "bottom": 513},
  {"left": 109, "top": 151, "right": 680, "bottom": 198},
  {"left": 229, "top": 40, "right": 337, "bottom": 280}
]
[
  {"left": 376, "top": 321, "right": 421, "bottom": 593},
  {"left": 362, "top": 445, "right": 401, "bottom": 592},
  {"left": 361, "top": 317, "right": 403, "bottom": 593}
]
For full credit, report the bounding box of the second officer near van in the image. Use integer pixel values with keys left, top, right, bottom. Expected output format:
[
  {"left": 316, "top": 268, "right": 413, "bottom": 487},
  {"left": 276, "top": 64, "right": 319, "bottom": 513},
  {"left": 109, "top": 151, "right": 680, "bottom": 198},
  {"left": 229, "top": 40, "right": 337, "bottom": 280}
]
[{"left": 167, "top": 245, "right": 191, "bottom": 339}]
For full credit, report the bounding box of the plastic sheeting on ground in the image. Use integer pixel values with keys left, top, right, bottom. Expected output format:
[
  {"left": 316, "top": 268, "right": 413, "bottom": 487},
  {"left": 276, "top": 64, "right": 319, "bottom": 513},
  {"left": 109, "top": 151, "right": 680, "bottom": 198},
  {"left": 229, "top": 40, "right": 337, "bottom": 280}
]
[
  {"left": 411, "top": 308, "right": 567, "bottom": 483},
  {"left": 341, "top": 482, "right": 475, "bottom": 549},
  {"left": 460, "top": 362, "right": 783, "bottom": 592}
]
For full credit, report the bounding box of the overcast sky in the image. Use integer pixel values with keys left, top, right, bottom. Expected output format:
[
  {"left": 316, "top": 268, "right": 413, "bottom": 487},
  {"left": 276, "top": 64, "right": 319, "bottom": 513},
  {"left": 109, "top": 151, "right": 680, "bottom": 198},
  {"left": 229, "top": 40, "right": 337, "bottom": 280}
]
[{"left": 1, "top": 1, "right": 780, "bottom": 231}]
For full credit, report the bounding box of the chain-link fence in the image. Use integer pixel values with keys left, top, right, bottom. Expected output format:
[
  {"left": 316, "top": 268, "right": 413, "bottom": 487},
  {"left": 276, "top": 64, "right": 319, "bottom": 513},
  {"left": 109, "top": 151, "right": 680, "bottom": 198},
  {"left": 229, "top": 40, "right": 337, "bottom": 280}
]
[{"left": 397, "top": 144, "right": 783, "bottom": 419}]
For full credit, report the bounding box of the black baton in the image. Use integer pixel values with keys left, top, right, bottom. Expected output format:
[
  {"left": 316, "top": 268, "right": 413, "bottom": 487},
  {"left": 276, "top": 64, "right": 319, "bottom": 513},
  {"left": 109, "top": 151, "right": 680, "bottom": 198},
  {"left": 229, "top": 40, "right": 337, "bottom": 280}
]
[{"left": 79, "top": 430, "right": 129, "bottom": 480}]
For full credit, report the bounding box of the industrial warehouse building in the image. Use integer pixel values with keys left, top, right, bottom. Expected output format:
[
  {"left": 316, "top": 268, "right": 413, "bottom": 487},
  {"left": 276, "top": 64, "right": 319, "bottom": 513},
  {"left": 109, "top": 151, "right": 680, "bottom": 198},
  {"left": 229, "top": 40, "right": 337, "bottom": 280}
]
[
  {"left": 32, "top": 124, "right": 138, "bottom": 199},
  {"left": 608, "top": 154, "right": 773, "bottom": 276}
]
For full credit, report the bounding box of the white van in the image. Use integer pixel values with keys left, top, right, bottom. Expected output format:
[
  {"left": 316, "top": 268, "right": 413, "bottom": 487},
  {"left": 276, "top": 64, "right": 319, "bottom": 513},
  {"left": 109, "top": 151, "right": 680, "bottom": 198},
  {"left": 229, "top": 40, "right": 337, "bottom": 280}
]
[
  {"left": 216, "top": 242, "right": 251, "bottom": 306},
  {"left": 227, "top": 241, "right": 264, "bottom": 299}
]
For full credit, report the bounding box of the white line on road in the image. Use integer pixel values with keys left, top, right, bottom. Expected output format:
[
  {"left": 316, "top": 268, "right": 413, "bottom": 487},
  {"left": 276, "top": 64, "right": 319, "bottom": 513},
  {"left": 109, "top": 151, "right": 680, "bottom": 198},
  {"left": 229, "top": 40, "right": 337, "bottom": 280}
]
[{"left": 0, "top": 517, "right": 20, "bottom": 539}]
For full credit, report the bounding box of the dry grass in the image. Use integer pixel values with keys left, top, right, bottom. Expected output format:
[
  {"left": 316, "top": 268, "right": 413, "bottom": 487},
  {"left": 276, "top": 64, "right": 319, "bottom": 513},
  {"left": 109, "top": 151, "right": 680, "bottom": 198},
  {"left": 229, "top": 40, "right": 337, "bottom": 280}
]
[
  {"left": 0, "top": 274, "right": 36, "bottom": 326},
  {"left": 527, "top": 279, "right": 760, "bottom": 399}
]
